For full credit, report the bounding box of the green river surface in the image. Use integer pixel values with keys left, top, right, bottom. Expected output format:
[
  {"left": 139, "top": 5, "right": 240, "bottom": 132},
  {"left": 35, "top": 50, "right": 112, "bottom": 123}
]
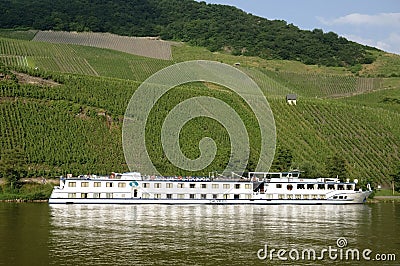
[{"left": 0, "top": 203, "right": 399, "bottom": 265}]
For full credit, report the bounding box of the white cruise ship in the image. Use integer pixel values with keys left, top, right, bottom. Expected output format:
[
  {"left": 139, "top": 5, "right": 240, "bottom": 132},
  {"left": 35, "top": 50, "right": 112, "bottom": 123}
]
[{"left": 48, "top": 171, "right": 372, "bottom": 204}]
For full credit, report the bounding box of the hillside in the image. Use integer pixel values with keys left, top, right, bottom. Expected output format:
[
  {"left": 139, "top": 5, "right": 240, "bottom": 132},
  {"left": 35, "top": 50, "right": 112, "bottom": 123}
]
[
  {"left": 0, "top": 31, "right": 400, "bottom": 187},
  {"left": 0, "top": 0, "right": 377, "bottom": 67}
]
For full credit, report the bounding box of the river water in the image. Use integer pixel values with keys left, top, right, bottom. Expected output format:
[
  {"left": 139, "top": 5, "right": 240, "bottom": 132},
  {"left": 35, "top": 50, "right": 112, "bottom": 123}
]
[{"left": 0, "top": 202, "right": 399, "bottom": 265}]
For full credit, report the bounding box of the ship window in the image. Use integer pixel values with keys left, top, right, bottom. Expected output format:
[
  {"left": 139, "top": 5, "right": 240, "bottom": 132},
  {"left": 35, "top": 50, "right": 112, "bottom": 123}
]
[
  {"left": 106, "top": 182, "right": 113, "bottom": 187},
  {"left": 317, "top": 184, "right": 325, "bottom": 189},
  {"left": 223, "top": 194, "right": 229, "bottom": 199},
  {"left": 213, "top": 194, "right": 218, "bottom": 199},
  {"left": 278, "top": 194, "right": 284, "bottom": 199},
  {"left": 287, "top": 194, "right": 293, "bottom": 199},
  {"left": 307, "top": 184, "right": 314, "bottom": 190},
  {"left": 346, "top": 185, "right": 353, "bottom": 190},
  {"left": 106, "top": 193, "right": 113, "bottom": 198},
  {"left": 133, "top": 189, "right": 138, "bottom": 197},
  {"left": 166, "top": 194, "right": 172, "bottom": 199},
  {"left": 190, "top": 194, "right": 195, "bottom": 199},
  {"left": 223, "top": 184, "right": 230, "bottom": 189},
  {"left": 303, "top": 195, "right": 309, "bottom": 199},
  {"left": 339, "top": 196, "right": 343, "bottom": 199},
  {"left": 297, "top": 184, "right": 305, "bottom": 189},
  {"left": 312, "top": 195, "right": 318, "bottom": 199},
  {"left": 212, "top": 184, "right": 219, "bottom": 189},
  {"left": 201, "top": 194, "right": 207, "bottom": 199},
  {"left": 178, "top": 183, "right": 184, "bottom": 188},
  {"left": 190, "top": 184, "right": 195, "bottom": 188},
  {"left": 118, "top": 182, "right": 126, "bottom": 188},
  {"left": 166, "top": 183, "right": 173, "bottom": 188},
  {"left": 81, "top": 193, "right": 88, "bottom": 198},
  {"left": 287, "top": 185, "right": 293, "bottom": 191},
  {"left": 245, "top": 184, "right": 251, "bottom": 189},
  {"left": 94, "top": 182, "right": 101, "bottom": 187},
  {"left": 344, "top": 196, "right": 347, "bottom": 199},
  {"left": 143, "top": 183, "right": 150, "bottom": 188},
  {"left": 155, "top": 194, "right": 161, "bottom": 199},
  {"left": 142, "top": 194, "right": 149, "bottom": 199},
  {"left": 333, "top": 196, "right": 338, "bottom": 199},
  {"left": 319, "top": 195, "right": 326, "bottom": 199},
  {"left": 295, "top": 194, "right": 301, "bottom": 199},
  {"left": 276, "top": 184, "right": 282, "bottom": 188},
  {"left": 338, "top": 185, "right": 344, "bottom": 190},
  {"left": 154, "top": 183, "right": 161, "bottom": 188},
  {"left": 94, "top": 193, "right": 100, "bottom": 198},
  {"left": 178, "top": 194, "right": 185, "bottom": 199},
  {"left": 235, "top": 184, "right": 240, "bottom": 189},
  {"left": 68, "top": 182, "right": 76, "bottom": 187},
  {"left": 246, "top": 194, "right": 252, "bottom": 199},
  {"left": 201, "top": 184, "right": 207, "bottom": 189},
  {"left": 68, "top": 193, "right": 76, "bottom": 198},
  {"left": 81, "top": 182, "right": 89, "bottom": 187},
  {"left": 234, "top": 194, "right": 240, "bottom": 199},
  {"left": 328, "top": 184, "right": 335, "bottom": 190}
]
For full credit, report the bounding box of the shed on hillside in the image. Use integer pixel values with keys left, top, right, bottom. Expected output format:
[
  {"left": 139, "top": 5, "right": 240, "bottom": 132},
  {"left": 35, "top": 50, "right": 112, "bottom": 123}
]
[{"left": 286, "top": 94, "right": 297, "bottom": 105}]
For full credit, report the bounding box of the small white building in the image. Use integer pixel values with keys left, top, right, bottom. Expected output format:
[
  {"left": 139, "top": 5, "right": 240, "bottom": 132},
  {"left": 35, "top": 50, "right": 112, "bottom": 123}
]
[{"left": 286, "top": 94, "right": 297, "bottom": 105}]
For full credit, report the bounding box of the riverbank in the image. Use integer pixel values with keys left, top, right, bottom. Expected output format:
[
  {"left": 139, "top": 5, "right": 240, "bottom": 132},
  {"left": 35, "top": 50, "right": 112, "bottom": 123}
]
[{"left": 368, "top": 196, "right": 400, "bottom": 203}]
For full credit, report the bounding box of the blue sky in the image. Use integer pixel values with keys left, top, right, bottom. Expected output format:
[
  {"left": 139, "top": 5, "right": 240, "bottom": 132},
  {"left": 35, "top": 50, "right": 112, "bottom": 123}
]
[{"left": 202, "top": 0, "right": 400, "bottom": 54}]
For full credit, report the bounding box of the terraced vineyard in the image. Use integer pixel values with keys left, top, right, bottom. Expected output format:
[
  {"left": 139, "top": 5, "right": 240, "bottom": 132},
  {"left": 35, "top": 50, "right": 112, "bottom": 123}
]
[
  {"left": 0, "top": 32, "right": 399, "bottom": 186},
  {"left": 33, "top": 31, "right": 174, "bottom": 60}
]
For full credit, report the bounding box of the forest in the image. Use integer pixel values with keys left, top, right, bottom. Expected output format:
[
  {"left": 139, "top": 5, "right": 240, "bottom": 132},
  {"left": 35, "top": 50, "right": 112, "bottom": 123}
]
[{"left": 0, "top": 0, "right": 377, "bottom": 66}]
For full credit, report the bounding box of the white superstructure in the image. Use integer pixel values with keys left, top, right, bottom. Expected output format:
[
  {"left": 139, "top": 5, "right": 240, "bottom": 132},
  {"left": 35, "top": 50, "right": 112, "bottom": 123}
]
[{"left": 49, "top": 171, "right": 372, "bottom": 204}]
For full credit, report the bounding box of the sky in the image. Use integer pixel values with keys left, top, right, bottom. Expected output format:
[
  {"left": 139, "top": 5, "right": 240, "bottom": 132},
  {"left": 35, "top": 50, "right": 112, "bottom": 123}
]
[{"left": 202, "top": 0, "right": 400, "bottom": 55}]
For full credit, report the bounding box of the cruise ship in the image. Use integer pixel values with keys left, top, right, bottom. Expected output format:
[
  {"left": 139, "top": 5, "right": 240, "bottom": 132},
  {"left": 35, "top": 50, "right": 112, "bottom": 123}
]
[{"left": 48, "top": 171, "right": 372, "bottom": 204}]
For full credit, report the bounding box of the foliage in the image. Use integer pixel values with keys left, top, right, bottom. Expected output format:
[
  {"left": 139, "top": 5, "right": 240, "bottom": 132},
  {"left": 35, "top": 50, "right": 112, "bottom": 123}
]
[
  {"left": 390, "top": 165, "right": 400, "bottom": 193},
  {"left": 0, "top": 0, "right": 377, "bottom": 66},
  {"left": 270, "top": 146, "right": 293, "bottom": 172},
  {"left": 0, "top": 147, "right": 26, "bottom": 190},
  {"left": 326, "top": 154, "right": 348, "bottom": 181}
]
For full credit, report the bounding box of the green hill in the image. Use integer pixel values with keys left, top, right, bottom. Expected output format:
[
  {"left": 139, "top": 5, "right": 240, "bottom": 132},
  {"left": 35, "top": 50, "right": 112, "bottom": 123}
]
[{"left": 0, "top": 31, "right": 399, "bottom": 188}]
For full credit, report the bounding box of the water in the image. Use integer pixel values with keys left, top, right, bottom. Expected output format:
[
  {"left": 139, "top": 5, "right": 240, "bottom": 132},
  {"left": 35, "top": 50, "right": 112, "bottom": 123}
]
[{"left": 0, "top": 203, "right": 399, "bottom": 265}]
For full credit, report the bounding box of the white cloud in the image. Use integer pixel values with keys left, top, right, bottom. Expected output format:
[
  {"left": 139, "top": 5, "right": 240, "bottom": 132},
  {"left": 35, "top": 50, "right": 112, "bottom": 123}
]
[
  {"left": 343, "top": 33, "right": 400, "bottom": 55},
  {"left": 318, "top": 12, "right": 400, "bottom": 27}
]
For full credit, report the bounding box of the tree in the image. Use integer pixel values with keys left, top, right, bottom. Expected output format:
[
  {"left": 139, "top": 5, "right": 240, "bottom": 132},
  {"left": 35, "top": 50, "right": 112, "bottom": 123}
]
[
  {"left": 390, "top": 165, "right": 400, "bottom": 193},
  {"left": 0, "top": 147, "right": 27, "bottom": 190},
  {"left": 271, "top": 146, "right": 293, "bottom": 172},
  {"left": 326, "top": 154, "right": 347, "bottom": 182}
]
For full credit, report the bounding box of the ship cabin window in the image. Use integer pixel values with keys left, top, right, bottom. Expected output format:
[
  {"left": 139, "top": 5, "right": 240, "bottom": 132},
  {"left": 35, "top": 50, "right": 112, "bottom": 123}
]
[
  {"left": 223, "top": 184, "right": 230, "bottom": 189},
  {"left": 142, "top": 194, "right": 149, "bottom": 199},
  {"left": 212, "top": 184, "right": 219, "bottom": 189},
  {"left": 317, "top": 184, "right": 325, "bottom": 190},
  {"left": 346, "top": 185, "right": 353, "bottom": 190},
  {"left": 166, "top": 194, "right": 172, "bottom": 199},
  {"left": 81, "top": 182, "right": 89, "bottom": 187},
  {"left": 295, "top": 194, "right": 301, "bottom": 199},
  {"left": 235, "top": 184, "right": 240, "bottom": 189},
  {"left": 287, "top": 184, "right": 293, "bottom": 191},
  {"left": 202, "top": 184, "right": 207, "bottom": 189},
  {"left": 312, "top": 195, "right": 318, "bottom": 199},
  {"left": 155, "top": 194, "right": 161, "bottom": 199},
  {"left": 190, "top": 184, "right": 195, "bottom": 189},
  {"left": 213, "top": 194, "right": 218, "bottom": 199},
  {"left": 133, "top": 190, "right": 138, "bottom": 198},
  {"left": 121, "top": 194, "right": 125, "bottom": 198},
  {"left": 223, "top": 194, "right": 229, "bottom": 199},
  {"left": 178, "top": 183, "right": 184, "bottom": 188},
  {"left": 68, "top": 182, "right": 76, "bottom": 187},
  {"left": 178, "top": 194, "right": 185, "bottom": 199},
  {"left": 106, "top": 193, "right": 113, "bottom": 198},
  {"left": 94, "top": 193, "right": 100, "bottom": 198},
  {"left": 106, "top": 182, "right": 113, "bottom": 188},
  {"left": 276, "top": 184, "right": 282, "bottom": 188},
  {"left": 307, "top": 184, "right": 314, "bottom": 190},
  {"left": 68, "top": 193, "right": 76, "bottom": 198},
  {"left": 278, "top": 194, "right": 284, "bottom": 199},
  {"left": 287, "top": 194, "right": 293, "bottom": 199},
  {"left": 94, "top": 182, "right": 101, "bottom": 187},
  {"left": 118, "top": 182, "right": 126, "bottom": 188},
  {"left": 339, "top": 196, "right": 343, "bottom": 199},
  {"left": 190, "top": 194, "right": 195, "bottom": 199},
  {"left": 338, "top": 184, "right": 344, "bottom": 190},
  {"left": 201, "top": 194, "right": 207, "bottom": 199},
  {"left": 333, "top": 196, "right": 338, "bottom": 199},
  {"left": 81, "top": 193, "right": 88, "bottom": 198},
  {"left": 154, "top": 183, "right": 161, "bottom": 188},
  {"left": 245, "top": 184, "right": 251, "bottom": 189},
  {"left": 303, "top": 195, "right": 309, "bottom": 199},
  {"left": 319, "top": 195, "right": 325, "bottom": 199},
  {"left": 327, "top": 184, "right": 335, "bottom": 190},
  {"left": 297, "top": 184, "right": 305, "bottom": 189},
  {"left": 166, "top": 183, "right": 173, "bottom": 188},
  {"left": 143, "top": 183, "right": 150, "bottom": 188},
  {"left": 234, "top": 194, "right": 240, "bottom": 199}
]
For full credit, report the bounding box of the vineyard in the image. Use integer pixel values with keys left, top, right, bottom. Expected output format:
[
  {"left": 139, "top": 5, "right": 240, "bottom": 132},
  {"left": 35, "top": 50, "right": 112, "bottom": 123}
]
[
  {"left": 1, "top": 31, "right": 400, "bottom": 186},
  {"left": 33, "top": 31, "right": 174, "bottom": 60}
]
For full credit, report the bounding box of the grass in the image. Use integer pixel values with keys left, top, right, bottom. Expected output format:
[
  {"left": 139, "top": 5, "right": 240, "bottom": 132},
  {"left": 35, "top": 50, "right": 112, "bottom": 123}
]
[
  {"left": 0, "top": 182, "right": 54, "bottom": 201},
  {"left": 374, "top": 189, "right": 400, "bottom": 197}
]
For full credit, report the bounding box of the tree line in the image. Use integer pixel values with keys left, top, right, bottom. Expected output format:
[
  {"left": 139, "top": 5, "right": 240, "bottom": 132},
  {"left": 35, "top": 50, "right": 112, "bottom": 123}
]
[{"left": 0, "top": 0, "right": 377, "bottom": 66}]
